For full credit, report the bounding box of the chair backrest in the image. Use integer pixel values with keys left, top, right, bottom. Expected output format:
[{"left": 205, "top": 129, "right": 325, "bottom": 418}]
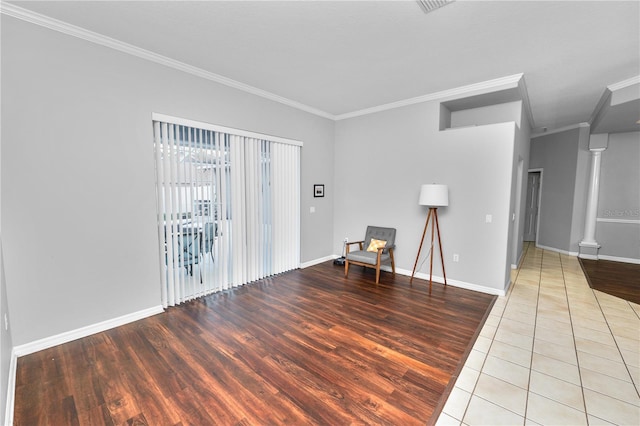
[
  {"left": 181, "top": 230, "right": 200, "bottom": 264},
  {"left": 363, "top": 226, "right": 396, "bottom": 251}
]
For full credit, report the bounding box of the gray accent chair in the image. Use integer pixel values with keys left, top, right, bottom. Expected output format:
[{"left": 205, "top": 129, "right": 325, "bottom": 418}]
[
  {"left": 345, "top": 226, "right": 396, "bottom": 284},
  {"left": 180, "top": 229, "right": 200, "bottom": 276}
]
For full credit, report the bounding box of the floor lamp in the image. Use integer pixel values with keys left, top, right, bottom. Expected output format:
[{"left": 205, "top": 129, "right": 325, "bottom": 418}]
[{"left": 410, "top": 184, "right": 448, "bottom": 294}]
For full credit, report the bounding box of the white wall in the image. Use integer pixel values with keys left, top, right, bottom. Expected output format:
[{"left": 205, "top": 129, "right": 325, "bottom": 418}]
[
  {"left": 449, "top": 100, "right": 531, "bottom": 271},
  {"left": 1, "top": 17, "right": 335, "bottom": 346},
  {"left": 596, "top": 131, "right": 640, "bottom": 261},
  {"left": 333, "top": 101, "right": 517, "bottom": 293}
]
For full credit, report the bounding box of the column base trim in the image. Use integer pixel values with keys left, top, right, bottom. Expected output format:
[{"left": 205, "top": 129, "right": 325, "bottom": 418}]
[
  {"left": 579, "top": 241, "right": 600, "bottom": 259},
  {"left": 579, "top": 241, "right": 600, "bottom": 248}
]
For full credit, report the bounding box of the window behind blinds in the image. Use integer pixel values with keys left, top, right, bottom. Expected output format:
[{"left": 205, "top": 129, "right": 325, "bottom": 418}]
[{"left": 152, "top": 114, "right": 301, "bottom": 306}]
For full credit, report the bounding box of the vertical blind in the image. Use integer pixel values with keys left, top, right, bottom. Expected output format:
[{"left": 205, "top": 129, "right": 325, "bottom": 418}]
[{"left": 152, "top": 114, "right": 301, "bottom": 307}]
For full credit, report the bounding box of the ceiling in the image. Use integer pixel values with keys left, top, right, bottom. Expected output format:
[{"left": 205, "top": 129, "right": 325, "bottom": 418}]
[{"left": 7, "top": 0, "right": 640, "bottom": 133}]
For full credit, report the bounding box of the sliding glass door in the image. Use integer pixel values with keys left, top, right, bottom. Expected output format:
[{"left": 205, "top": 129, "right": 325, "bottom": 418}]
[{"left": 152, "top": 114, "right": 301, "bottom": 306}]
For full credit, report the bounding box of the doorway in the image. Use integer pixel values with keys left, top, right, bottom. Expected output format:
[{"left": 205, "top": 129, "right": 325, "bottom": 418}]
[{"left": 524, "top": 170, "right": 542, "bottom": 242}]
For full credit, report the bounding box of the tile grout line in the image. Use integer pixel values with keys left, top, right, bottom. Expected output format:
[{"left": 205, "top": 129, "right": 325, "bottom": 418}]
[
  {"left": 558, "top": 253, "right": 590, "bottom": 423},
  {"left": 521, "top": 243, "right": 544, "bottom": 424},
  {"left": 566, "top": 254, "right": 640, "bottom": 422},
  {"left": 495, "top": 243, "right": 539, "bottom": 423},
  {"left": 457, "top": 243, "right": 533, "bottom": 424},
  {"left": 439, "top": 246, "right": 639, "bottom": 426},
  {"left": 588, "top": 277, "right": 640, "bottom": 402}
]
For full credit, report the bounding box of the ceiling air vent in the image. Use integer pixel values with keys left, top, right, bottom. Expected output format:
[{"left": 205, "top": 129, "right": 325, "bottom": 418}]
[{"left": 416, "top": 0, "right": 455, "bottom": 14}]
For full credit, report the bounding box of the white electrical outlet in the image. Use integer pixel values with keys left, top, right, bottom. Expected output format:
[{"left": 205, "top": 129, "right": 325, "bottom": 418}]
[
  {"left": 485, "top": 214, "right": 493, "bottom": 223},
  {"left": 453, "top": 254, "right": 460, "bottom": 262}
]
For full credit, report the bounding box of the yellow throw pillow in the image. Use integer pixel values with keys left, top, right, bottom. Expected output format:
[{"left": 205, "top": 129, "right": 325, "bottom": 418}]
[{"left": 366, "top": 238, "right": 387, "bottom": 252}]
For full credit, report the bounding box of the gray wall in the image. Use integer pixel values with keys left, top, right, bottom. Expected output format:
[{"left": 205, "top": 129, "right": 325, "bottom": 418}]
[
  {"left": 450, "top": 101, "right": 524, "bottom": 129},
  {"left": 529, "top": 128, "right": 581, "bottom": 253},
  {"left": 333, "top": 101, "right": 519, "bottom": 292},
  {"left": 0, "top": 12, "right": 13, "bottom": 423},
  {"left": 508, "top": 106, "right": 531, "bottom": 269},
  {"left": 596, "top": 131, "right": 640, "bottom": 260},
  {"left": 1, "top": 17, "right": 335, "bottom": 346},
  {"left": 0, "top": 249, "right": 11, "bottom": 426},
  {"left": 569, "top": 126, "right": 591, "bottom": 253},
  {"left": 530, "top": 128, "right": 640, "bottom": 260}
]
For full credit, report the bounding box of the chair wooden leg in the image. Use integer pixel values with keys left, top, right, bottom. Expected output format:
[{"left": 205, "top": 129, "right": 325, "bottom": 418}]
[
  {"left": 344, "top": 260, "right": 349, "bottom": 277},
  {"left": 390, "top": 249, "right": 396, "bottom": 275},
  {"left": 375, "top": 264, "right": 381, "bottom": 284}
]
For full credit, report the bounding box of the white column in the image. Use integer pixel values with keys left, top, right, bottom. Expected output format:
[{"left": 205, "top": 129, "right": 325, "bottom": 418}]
[{"left": 579, "top": 148, "right": 605, "bottom": 258}]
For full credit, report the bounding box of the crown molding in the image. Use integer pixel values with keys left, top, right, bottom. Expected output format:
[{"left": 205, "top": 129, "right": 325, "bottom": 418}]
[
  {"left": 0, "top": 2, "right": 335, "bottom": 120},
  {"left": 588, "top": 88, "right": 612, "bottom": 126},
  {"left": 588, "top": 75, "right": 640, "bottom": 126},
  {"left": 1, "top": 2, "right": 537, "bottom": 125},
  {"left": 531, "top": 122, "right": 589, "bottom": 139},
  {"left": 335, "top": 73, "right": 526, "bottom": 120},
  {"left": 608, "top": 75, "right": 640, "bottom": 92}
]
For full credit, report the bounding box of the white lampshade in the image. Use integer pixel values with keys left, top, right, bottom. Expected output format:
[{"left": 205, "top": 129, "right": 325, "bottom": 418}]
[{"left": 419, "top": 184, "right": 449, "bottom": 207}]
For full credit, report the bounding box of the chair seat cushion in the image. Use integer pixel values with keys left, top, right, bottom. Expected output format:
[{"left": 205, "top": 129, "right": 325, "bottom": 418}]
[{"left": 346, "top": 250, "right": 390, "bottom": 265}]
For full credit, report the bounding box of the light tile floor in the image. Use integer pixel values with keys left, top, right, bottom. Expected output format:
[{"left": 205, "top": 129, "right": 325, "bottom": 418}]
[{"left": 436, "top": 243, "right": 640, "bottom": 425}]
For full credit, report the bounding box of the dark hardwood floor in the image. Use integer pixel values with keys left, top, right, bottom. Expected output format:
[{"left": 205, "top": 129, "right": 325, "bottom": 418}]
[
  {"left": 14, "top": 261, "right": 495, "bottom": 425},
  {"left": 579, "top": 258, "right": 640, "bottom": 305}
]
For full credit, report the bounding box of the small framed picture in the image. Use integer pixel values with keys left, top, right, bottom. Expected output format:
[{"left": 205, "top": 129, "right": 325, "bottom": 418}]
[{"left": 314, "top": 184, "right": 325, "bottom": 198}]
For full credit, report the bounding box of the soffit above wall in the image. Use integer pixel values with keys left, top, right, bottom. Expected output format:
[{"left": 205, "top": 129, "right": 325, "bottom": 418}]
[
  {"left": 441, "top": 87, "right": 521, "bottom": 112},
  {"left": 591, "top": 78, "right": 640, "bottom": 135}
]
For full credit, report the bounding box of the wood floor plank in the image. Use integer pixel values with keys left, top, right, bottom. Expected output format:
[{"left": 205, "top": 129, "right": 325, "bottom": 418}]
[
  {"left": 60, "top": 395, "right": 80, "bottom": 426},
  {"left": 170, "top": 386, "right": 231, "bottom": 425},
  {"left": 14, "top": 261, "right": 495, "bottom": 425},
  {"left": 156, "top": 310, "right": 294, "bottom": 424},
  {"left": 75, "top": 404, "right": 115, "bottom": 426},
  {"left": 94, "top": 358, "right": 144, "bottom": 425},
  {"left": 579, "top": 258, "right": 640, "bottom": 304}
]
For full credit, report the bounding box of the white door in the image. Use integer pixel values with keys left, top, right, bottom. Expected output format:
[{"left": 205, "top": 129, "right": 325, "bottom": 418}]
[{"left": 524, "top": 172, "right": 541, "bottom": 242}]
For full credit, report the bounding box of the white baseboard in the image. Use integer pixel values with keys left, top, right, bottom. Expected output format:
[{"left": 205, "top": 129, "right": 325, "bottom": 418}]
[
  {"left": 13, "top": 305, "right": 164, "bottom": 357},
  {"left": 597, "top": 254, "right": 640, "bottom": 264},
  {"left": 299, "top": 255, "right": 338, "bottom": 269},
  {"left": 393, "top": 267, "right": 506, "bottom": 296},
  {"left": 302, "top": 256, "right": 506, "bottom": 296},
  {"left": 536, "top": 244, "right": 579, "bottom": 257},
  {"left": 4, "top": 349, "right": 16, "bottom": 426},
  {"left": 578, "top": 253, "right": 599, "bottom": 260}
]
